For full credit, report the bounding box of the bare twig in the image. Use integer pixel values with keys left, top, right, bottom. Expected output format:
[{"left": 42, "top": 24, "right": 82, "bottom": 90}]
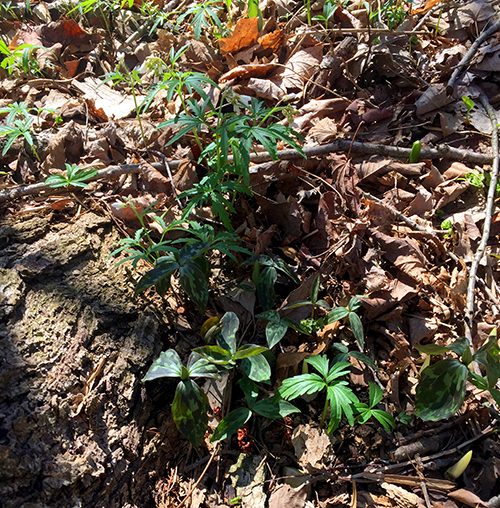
[
  {"left": 447, "top": 20, "right": 500, "bottom": 96},
  {"left": 0, "top": 139, "right": 496, "bottom": 205},
  {"left": 464, "top": 92, "right": 500, "bottom": 342}
]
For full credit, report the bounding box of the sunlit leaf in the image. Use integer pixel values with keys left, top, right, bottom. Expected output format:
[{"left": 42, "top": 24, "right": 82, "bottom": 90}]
[
  {"left": 241, "top": 353, "right": 271, "bottom": 383},
  {"left": 211, "top": 407, "right": 252, "bottom": 442}
]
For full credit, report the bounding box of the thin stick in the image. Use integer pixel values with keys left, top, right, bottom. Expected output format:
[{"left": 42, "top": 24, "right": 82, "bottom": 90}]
[
  {"left": 447, "top": 20, "right": 500, "bottom": 96},
  {"left": 464, "top": 91, "right": 500, "bottom": 342},
  {"left": 175, "top": 446, "right": 219, "bottom": 508}
]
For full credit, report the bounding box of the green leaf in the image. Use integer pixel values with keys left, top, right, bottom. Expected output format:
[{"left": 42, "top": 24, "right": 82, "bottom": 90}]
[
  {"left": 279, "top": 373, "right": 325, "bottom": 400},
  {"left": 188, "top": 353, "right": 222, "bottom": 379},
  {"left": 257, "top": 266, "right": 277, "bottom": 311},
  {"left": 135, "top": 261, "right": 179, "bottom": 295},
  {"left": 305, "top": 355, "right": 330, "bottom": 378},
  {"left": 468, "top": 372, "right": 488, "bottom": 391},
  {"left": 349, "top": 351, "right": 379, "bottom": 371},
  {"left": 416, "top": 344, "right": 451, "bottom": 355},
  {"left": 173, "top": 379, "right": 209, "bottom": 445},
  {"left": 327, "top": 382, "right": 358, "bottom": 432},
  {"left": 368, "top": 382, "right": 383, "bottom": 408},
  {"left": 310, "top": 275, "right": 320, "bottom": 304},
  {"left": 142, "top": 349, "right": 183, "bottom": 381},
  {"left": 415, "top": 358, "right": 468, "bottom": 421},
  {"left": 239, "top": 376, "right": 259, "bottom": 407},
  {"left": 257, "top": 310, "right": 288, "bottom": 348},
  {"left": 211, "top": 407, "right": 252, "bottom": 443},
  {"left": 325, "top": 361, "right": 352, "bottom": 383},
  {"left": 490, "top": 388, "right": 500, "bottom": 407},
  {"left": 218, "top": 312, "right": 239, "bottom": 355},
  {"left": 179, "top": 261, "right": 209, "bottom": 310},
  {"left": 252, "top": 398, "right": 300, "bottom": 419},
  {"left": 446, "top": 336, "right": 470, "bottom": 356},
  {"left": 328, "top": 307, "right": 349, "bottom": 322},
  {"left": 348, "top": 297, "right": 362, "bottom": 311},
  {"left": 370, "top": 409, "right": 396, "bottom": 432},
  {"left": 193, "top": 345, "right": 233, "bottom": 365},
  {"left": 241, "top": 353, "right": 271, "bottom": 383},
  {"left": 233, "top": 344, "right": 268, "bottom": 360},
  {"left": 349, "top": 312, "right": 364, "bottom": 349}
]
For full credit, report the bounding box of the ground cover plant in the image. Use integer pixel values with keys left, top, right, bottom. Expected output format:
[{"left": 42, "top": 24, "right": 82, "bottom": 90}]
[{"left": 1, "top": 0, "right": 500, "bottom": 507}]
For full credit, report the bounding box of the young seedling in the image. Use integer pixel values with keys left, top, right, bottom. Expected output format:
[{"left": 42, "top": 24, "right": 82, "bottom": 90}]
[
  {"left": 45, "top": 163, "right": 98, "bottom": 188},
  {"left": 462, "top": 96, "right": 475, "bottom": 124}
]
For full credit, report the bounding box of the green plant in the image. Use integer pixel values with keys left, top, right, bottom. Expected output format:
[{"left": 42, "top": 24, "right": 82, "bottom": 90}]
[
  {"left": 415, "top": 329, "right": 500, "bottom": 421},
  {"left": 312, "top": 0, "right": 336, "bottom": 24},
  {"left": 353, "top": 382, "right": 396, "bottom": 431},
  {"left": 0, "top": 40, "right": 45, "bottom": 76},
  {"left": 175, "top": 0, "right": 226, "bottom": 40},
  {"left": 142, "top": 349, "right": 221, "bottom": 445},
  {"left": 409, "top": 140, "right": 421, "bottom": 163},
  {"left": 45, "top": 163, "right": 98, "bottom": 188},
  {"left": 67, "top": 0, "right": 129, "bottom": 33},
  {"left": 462, "top": 96, "right": 475, "bottom": 124},
  {"left": 111, "top": 201, "right": 249, "bottom": 310},
  {"left": 440, "top": 219, "right": 454, "bottom": 239},
  {"left": 0, "top": 117, "right": 39, "bottom": 160},
  {"left": 143, "top": 312, "right": 298, "bottom": 445},
  {"left": 365, "top": 0, "right": 410, "bottom": 29}
]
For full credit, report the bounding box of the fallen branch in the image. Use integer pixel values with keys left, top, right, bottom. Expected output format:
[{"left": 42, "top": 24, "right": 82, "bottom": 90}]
[
  {"left": 464, "top": 91, "right": 500, "bottom": 342},
  {"left": 0, "top": 139, "right": 495, "bottom": 205}
]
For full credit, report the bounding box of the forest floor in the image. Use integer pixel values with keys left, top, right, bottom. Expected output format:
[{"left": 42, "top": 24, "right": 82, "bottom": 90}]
[{"left": 1, "top": 0, "right": 500, "bottom": 507}]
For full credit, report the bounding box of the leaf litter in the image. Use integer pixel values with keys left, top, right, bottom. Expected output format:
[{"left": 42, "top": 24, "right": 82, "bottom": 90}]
[{"left": 1, "top": 0, "right": 500, "bottom": 507}]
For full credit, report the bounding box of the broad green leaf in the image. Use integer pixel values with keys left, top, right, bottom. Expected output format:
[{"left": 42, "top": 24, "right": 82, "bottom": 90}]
[
  {"left": 155, "top": 276, "right": 171, "bottom": 297},
  {"left": 188, "top": 353, "right": 222, "bottom": 379},
  {"left": 242, "top": 354, "right": 271, "bottom": 383},
  {"left": 474, "top": 329, "right": 500, "bottom": 388},
  {"left": 142, "top": 349, "right": 183, "bottom": 381},
  {"left": 305, "top": 355, "right": 330, "bottom": 378},
  {"left": 490, "top": 388, "right": 500, "bottom": 407},
  {"left": 415, "top": 358, "right": 468, "bottom": 421},
  {"left": 239, "top": 376, "right": 259, "bottom": 407},
  {"left": 349, "top": 312, "right": 364, "bottom": 349},
  {"left": 265, "top": 319, "right": 288, "bottom": 348},
  {"left": 233, "top": 344, "right": 268, "bottom": 360},
  {"left": 328, "top": 307, "right": 349, "bottom": 322},
  {"left": 172, "top": 379, "right": 209, "bottom": 445},
  {"left": 327, "top": 382, "right": 358, "bottom": 432},
  {"left": 179, "top": 262, "right": 209, "bottom": 310},
  {"left": 310, "top": 275, "right": 320, "bottom": 304},
  {"left": 257, "top": 266, "right": 277, "bottom": 311},
  {"left": 218, "top": 312, "right": 239, "bottom": 355},
  {"left": 252, "top": 398, "right": 300, "bottom": 419},
  {"left": 348, "top": 297, "right": 362, "bottom": 311},
  {"left": 193, "top": 345, "right": 232, "bottom": 365},
  {"left": 446, "top": 336, "right": 470, "bottom": 356},
  {"left": 279, "top": 373, "right": 325, "bottom": 400},
  {"left": 211, "top": 407, "right": 252, "bottom": 442},
  {"left": 416, "top": 344, "right": 451, "bottom": 355},
  {"left": 134, "top": 261, "right": 179, "bottom": 295}
]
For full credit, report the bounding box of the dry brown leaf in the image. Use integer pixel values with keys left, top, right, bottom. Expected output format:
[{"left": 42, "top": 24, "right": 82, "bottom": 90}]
[
  {"left": 258, "top": 29, "right": 286, "bottom": 54},
  {"left": 448, "top": 489, "right": 490, "bottom": 508},
  {"left": 268, "top": 485, "right": 309, "bottom": 508},
  {"left": 291, "top": 424, "right": 337, "bottom": 470},
  {"left": 306, "top": 117, "right": 338, "bottom": 143},
  {"left": 219, "top": 62, "right": 278, "bottom": 83},
  {"left": 219, "top": 17, "right": 259, "bottom": 54}
]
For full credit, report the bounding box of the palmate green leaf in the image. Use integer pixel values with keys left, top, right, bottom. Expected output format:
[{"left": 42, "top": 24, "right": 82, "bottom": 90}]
[
  {"left": 369, "top": 409, "right": 396, "bottom": 432},
  {"left": 257, "top": 266, "right": 277, "bottom": 311},
  {"left": 179, "top": 261, "right": 209, "bottom": 310},
  {"left": 142, "top": 349, "right": 183, "bottom": 381},
  {"left": 252, "top": 398, "right": 299, "bottom": 419},
  {"left": 368, "top": 382, "right": 383, "bottom": 408},
  {"left": 325, "top": 361, "right": 352, "bottom": 383},
  {"left": 211, "top": 407, "right": 252, "bottom": 443},
  {"left": 241, "top": 353, "right": 271, "bottom": 383},
  {"left": 415, "top": 358, "right": 468, "bottom": 421},
  {"left": 279, "top": 373, "right": 325, "bottom": 400},
  {"left": 305, "top": 355, "right": 330, "bottom": 378},
  {"left": 349, "top": 312, "right": 364, "bottom": 349},
  {"left": 193, "top": 345, "right": 232, "bottom": 365},
  {"left": 327, "top": 382, "right": 358, "bottom": 433},
  {"left": 173, "top": 379, "right": 209, "bottom": 445}
]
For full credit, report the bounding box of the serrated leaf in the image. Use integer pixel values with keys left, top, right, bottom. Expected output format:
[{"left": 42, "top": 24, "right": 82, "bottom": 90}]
[
  {"left": 279, "top": 373, "right": 325, "bottom": 400},
  {"left": 172, "top": 379, "right": 209, "bottom": 445},
  {"left": 305, "top": 355, "right": 330, "bottom": 378},
  {"left": 252, "top": 398, "right": 300, "bottom": 419},
  {"left": 415, "top": 358, "right": 468, "bottom": 421},
  {"left": 241, "top": 354, "right": 271, "bottom": 383},
  {"left": 142, "top": 349, "right": 183, "bottom": 381},
  {"left": 211, "top": 407, "right": 252, "bottom": 443}
]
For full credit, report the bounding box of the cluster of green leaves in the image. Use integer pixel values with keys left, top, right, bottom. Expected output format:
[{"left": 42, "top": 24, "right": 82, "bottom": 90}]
[
  {"left": 143, "top": 312, "right": 298, "bottom": 445},
  {"left": 0, "top": 40, "right": 45, "bottom": 76},
  {"left": 440, "top": 218, "right": 454, "bottom": 239},
  {"left": 176, "top": 0, "right": 228, "bottom": 40},
  {"left": 415, "top": 329, "right": 500, "bottom": 421},
  {"left": 45, "top": 163, "right": 98, "bottom": 188},
  {"left": 110, "top": 201, "right": 249, "bottom": 310},
  {"left": 365, "top": 0, "right": 411, "bottom": 30},
  {"left": 278, "top": 354, "right": 395, "bottom": 433}
]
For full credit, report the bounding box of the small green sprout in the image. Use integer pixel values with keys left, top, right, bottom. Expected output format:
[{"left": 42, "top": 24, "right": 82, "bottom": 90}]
[
  {"left": 440, "top": 219, "right": 454, "bottom": 239},
  {"left": 462, "top": 96, "right": 475, "bottom": 124},
  {"left": 45, "top": 163, "right": 98, "bottom": 188}
]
